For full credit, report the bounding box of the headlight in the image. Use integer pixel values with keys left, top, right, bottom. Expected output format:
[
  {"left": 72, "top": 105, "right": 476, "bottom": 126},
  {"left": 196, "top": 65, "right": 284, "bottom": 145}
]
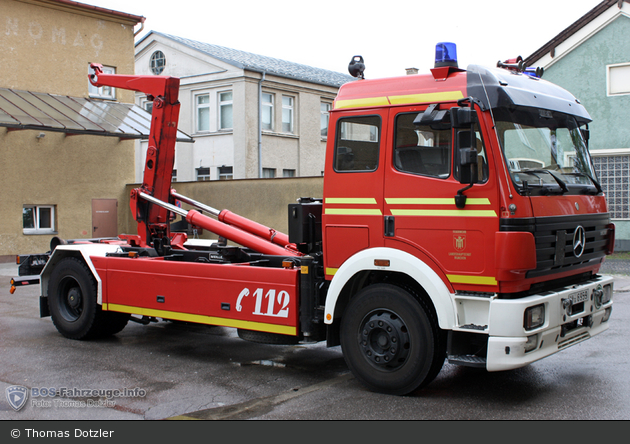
[
  {"left": 524, "top": 304, "right": 545, "bottom": 331},
  {"left": 524, "top": 334, "right": 538, "bottom": 352},
  {"left": 602, "top": 284, "right": 613, "bottom": 305},
  {"left": 602, "top": 307, "right": 612, "bottom": 323},
  {"left": 594, "top": 284, "right": 613, "bottom": 309}
]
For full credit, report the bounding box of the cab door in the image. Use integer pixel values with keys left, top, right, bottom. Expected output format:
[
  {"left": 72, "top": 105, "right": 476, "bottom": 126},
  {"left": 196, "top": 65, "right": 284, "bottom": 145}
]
[
  {"left": 382, "top": 104, "right": 500, "bottom": 291},
  {"left": 322, "top": 109, "right": 388, "bottom": 278}
]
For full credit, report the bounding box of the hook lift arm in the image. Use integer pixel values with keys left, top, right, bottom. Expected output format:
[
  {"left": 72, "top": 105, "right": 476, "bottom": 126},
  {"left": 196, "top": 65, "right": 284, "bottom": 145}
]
[
  {"left": 88, "top": 65, "right": 300, "bottom": 257},
  {"left": 89, "top": 63, "right": 181, "bottom": 249}
]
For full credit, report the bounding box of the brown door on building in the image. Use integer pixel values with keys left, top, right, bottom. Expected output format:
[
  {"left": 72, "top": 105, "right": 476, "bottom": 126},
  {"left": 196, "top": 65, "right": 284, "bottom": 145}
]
[{"left": 92, "top": 199, "right": 118, "bottom": 238}]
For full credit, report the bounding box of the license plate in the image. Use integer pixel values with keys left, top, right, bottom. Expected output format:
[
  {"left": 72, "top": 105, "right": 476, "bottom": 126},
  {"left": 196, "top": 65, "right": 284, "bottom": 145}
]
[{"left": 569, "top": 290, "right": 588, "bottom": 304}]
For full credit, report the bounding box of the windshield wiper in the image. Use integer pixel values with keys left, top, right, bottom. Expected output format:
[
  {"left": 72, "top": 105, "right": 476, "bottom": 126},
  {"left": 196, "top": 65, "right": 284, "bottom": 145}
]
[
  {"left": 520, "top": 169, "right": 569, "bottom": 194},
  {"left": 564, "top": 172, "right": 603, "bottom": 194}
]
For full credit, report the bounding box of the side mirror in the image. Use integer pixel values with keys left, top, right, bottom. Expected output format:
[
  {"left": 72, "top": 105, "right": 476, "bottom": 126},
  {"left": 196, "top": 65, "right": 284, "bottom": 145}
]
[
  {"left": 580, "top": 127, "right": 589, "bottom": 149},
  {"left": 450, "top": 107, "right": 477, "bottom": 129},
  {"left": 454, "top": 129, "right": 479, "bottom": 185},
  {"left": 451, "top": 106, "right": 480, "bottom": 208}
]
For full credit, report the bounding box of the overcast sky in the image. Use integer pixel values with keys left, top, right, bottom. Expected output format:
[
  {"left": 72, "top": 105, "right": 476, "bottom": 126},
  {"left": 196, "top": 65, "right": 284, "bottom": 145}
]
[{"left": 88, "top": 0, "right": 602, "bottom": 79}]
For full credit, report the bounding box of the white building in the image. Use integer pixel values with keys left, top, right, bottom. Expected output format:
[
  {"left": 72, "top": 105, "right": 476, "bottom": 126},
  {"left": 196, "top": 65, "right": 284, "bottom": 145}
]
[{"left": 134, "top": 31, "right": 353, "bottom": 182}]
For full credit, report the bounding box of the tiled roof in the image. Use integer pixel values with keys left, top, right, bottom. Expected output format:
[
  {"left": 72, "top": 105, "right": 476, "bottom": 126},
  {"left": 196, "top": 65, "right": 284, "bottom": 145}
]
[{"left": 150, "top": 31, "right": 354, "bottom": 88}]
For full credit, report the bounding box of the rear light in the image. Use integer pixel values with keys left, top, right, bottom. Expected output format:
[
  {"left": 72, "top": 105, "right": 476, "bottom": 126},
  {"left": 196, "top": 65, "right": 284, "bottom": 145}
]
[{"left": 524, "top": 304, "right": 545, "bottom": 331}]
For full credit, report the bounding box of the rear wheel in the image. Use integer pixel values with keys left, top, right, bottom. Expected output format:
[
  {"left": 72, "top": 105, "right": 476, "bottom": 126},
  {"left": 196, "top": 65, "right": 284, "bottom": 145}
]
[
  {"left": 48, "top": 257, "right": 129, "bottom": 339},
  {"left": 340, "top": 284, "right": 445, "bottom": 395}
]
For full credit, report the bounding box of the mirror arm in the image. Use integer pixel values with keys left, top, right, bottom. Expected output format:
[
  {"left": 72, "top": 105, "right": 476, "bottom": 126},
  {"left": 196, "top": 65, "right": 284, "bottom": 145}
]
[{"left": 455, "top": 184, "right": 472, "bottom": 209}]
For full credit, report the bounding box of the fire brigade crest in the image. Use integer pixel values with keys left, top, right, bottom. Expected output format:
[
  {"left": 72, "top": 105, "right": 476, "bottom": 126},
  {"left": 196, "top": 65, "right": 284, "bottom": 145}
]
[
  {"left": 6, "top": 385, "right": 28, "bottom": 411},
  {"left": 453, "top": 233, "right": 466, "bottom": 251}
]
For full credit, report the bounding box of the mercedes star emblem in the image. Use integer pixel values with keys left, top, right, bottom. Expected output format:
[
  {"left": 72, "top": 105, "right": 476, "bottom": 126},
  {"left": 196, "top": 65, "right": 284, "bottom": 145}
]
[{"left": 573, "top": 225, "right": 586, "bottom": 258}]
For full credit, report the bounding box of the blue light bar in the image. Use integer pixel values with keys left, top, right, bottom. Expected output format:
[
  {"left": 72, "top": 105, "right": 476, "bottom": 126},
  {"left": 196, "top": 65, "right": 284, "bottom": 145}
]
[{"left": 435, "top": 42, "right": 458, "bottom": 68}]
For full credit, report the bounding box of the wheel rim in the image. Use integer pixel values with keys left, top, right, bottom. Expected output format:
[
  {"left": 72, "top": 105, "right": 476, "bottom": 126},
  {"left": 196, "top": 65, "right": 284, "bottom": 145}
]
[
  {"left": 358, "top": 309, "right": 410, "bottom": 371},
  {"left": 57, "top": 276, "right": 84, "bottom": 322}
]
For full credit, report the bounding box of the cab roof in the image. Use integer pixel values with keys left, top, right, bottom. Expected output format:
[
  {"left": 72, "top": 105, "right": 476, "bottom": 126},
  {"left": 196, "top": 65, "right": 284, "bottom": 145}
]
[{"left": 333, "top": 69, "right": 467, "bottom": 110}]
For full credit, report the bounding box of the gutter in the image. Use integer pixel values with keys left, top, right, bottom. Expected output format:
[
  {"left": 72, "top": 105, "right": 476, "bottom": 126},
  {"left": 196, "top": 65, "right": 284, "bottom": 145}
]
[{"left": 258, "top": 71, "right": 266, "bottom": 178}]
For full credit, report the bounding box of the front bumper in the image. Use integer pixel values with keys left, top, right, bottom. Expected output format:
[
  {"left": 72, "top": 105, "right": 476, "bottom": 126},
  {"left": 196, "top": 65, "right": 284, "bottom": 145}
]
[{"left": 485, "top": 275, "right": 614, "bottom": 372}]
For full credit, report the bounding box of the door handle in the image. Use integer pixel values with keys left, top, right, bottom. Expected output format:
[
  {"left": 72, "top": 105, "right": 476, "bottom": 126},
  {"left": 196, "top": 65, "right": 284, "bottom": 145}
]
[{"left": 384, "top": 216, "right": 395, "bottom": 237}]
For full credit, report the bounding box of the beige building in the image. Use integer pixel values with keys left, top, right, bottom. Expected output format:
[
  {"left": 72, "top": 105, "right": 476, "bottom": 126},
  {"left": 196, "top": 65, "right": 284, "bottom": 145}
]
[
  {"left": 134, "top": 32, "right": 354, "bottom": 182},
  {"left": 0, "top": 0, "right": 144, "bottom": 259}
]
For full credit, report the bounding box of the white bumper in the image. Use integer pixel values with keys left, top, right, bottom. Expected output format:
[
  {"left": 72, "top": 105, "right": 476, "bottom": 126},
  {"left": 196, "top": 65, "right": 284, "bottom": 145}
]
[{"left": 485, "top": 275, "right": 614, "bottom": 371}]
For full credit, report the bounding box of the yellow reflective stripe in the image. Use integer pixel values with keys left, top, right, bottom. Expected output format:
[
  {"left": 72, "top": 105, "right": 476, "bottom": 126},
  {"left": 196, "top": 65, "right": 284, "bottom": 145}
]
[
  {"left": 385, "top": 198, "right": 491, "bottom": 205},
  {"left": 390, "top": 209, "right": 497, "bottom": 217},
  {"left": 334, "top": 91, "right": 464, "bottom": 109},
  {"left": 388, "top": 91, "right": 464, "bottom": 105},
  {"left": 325, "top": 268, "right": 338, "bottom": 276},
  {"left": 447, "top": 275, "right": 497, "bottom": 286},
  {"left": 103, "top": 303, "right": 296, "bottom": 335},
  {"left": 334, "top": 96, "right": 390, "bottom": 109},
  {"left": 325, "top": 208, "right": 382, "bottom": 215},
  {"left": 326, "top": 198, "right": 378, "bottom": 204}
]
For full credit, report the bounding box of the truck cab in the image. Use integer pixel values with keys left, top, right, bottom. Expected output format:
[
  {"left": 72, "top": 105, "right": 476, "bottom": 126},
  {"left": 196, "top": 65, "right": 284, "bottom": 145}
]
[{"left": 320, "top": 44, "right": 614, "bottom": 393}]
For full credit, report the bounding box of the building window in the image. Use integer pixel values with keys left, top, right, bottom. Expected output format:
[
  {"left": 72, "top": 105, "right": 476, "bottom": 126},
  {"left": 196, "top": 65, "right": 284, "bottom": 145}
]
[
  {"left": 88, "top": 65, "right": 115, "bottom": 100},
  {"left": 608, "top": 63, "right": 630, "bottom": 96},
  {"left": 262, "top": 93, "right": 274, "bottom": 131},
  {"left": 150, "top": 51, "right": 166, "bottom": 75},
  {"left": 282, "top": 96, "right": 294, "bottom": 133},
  {"left": 262, "top": 168, "right": 276, "bottom": 178},
  {"left": 172, "top": 169, "right": 177, "bottom": 183},
  {"left": 592, "top": 154, "right": 630, "bottom": 219},
  {"left": 196, "top": 167, "right": 211, "bottom": 181},
  {"left": 321, "top": 102, "right": 331, "bottom": 138},
  {"left": 143, "top": 100, "right": 153, "bottom": 115},
  {"left": 219, "top": 91, "right": 233, "bottom": 130},
  {"left": 218, "top": 166, "right": 233, "bottom": 180},
  {"left": 23, "top": 205, "right": 55, "bottom": 234},
  {"left": 196, "top": 94, "right": 210, "bottom": 132},
  {"left": 283, "top": 169, "right": 296, "bottom": 177}
]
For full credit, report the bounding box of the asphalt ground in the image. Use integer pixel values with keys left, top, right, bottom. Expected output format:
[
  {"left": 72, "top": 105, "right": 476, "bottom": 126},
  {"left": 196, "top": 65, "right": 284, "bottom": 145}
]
[{"left": 1, "top": 260, "right": 629, "bottom": 424}]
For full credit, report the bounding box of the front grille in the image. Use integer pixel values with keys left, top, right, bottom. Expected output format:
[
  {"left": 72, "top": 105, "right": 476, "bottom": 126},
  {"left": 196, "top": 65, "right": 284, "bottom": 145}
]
[
  {"left": 558, "top": 331, "right": 589, "bottom": 350},
  {"left": 501, "top": 214, "right": 610, "bottom": 279}
]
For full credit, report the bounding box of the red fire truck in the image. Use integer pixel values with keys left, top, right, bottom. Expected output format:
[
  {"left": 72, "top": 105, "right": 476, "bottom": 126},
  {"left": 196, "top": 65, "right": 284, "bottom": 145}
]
[{"left": 11, "top": 43, "right": 615, "bottom": 395}]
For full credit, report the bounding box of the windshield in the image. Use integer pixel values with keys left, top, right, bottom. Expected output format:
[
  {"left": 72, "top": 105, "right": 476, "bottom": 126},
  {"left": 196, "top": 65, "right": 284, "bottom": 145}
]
[{"left": 493, "top": 107, "right": 601, "bottom": 195}]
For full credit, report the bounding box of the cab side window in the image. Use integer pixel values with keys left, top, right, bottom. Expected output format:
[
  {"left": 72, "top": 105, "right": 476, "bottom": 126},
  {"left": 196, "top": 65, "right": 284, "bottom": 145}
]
[
  {"left": 394, "top": 112, "right": 451, "bottom": 179},
  {"left": 334, "top": 116, "right": 380, "bottom": 172}
]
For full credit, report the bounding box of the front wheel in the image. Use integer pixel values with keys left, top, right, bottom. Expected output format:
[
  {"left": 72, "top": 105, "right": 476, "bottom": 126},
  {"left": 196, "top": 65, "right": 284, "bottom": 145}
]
[{"left": 340, "top": 284, "right": 445, "bottom": 395}]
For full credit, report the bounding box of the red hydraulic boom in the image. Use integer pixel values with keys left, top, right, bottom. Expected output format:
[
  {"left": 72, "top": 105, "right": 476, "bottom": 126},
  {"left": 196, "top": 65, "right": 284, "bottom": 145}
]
[{"left": 88, "top": 65, "right": 299, "bottom": 257}]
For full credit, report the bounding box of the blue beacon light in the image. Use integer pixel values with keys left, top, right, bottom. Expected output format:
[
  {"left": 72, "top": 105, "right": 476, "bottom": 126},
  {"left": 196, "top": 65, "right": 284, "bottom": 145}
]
[{"left": 434, "top": 42, "right": 458, "bottom": 68}]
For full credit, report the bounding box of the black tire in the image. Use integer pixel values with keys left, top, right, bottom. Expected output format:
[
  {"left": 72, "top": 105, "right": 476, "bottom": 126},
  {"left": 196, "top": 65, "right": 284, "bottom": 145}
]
[
  {"left": 340, "top": 284, "right": 445, "bottom": 395},
  {"left": 47, "top": 257, "right": 129, "bottom": 340}
]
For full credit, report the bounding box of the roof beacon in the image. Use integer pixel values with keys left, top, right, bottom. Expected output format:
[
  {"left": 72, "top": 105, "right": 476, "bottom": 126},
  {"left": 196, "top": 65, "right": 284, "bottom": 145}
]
[{"left": 434, "top": 42, "right": 458, "bottom": 68}]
